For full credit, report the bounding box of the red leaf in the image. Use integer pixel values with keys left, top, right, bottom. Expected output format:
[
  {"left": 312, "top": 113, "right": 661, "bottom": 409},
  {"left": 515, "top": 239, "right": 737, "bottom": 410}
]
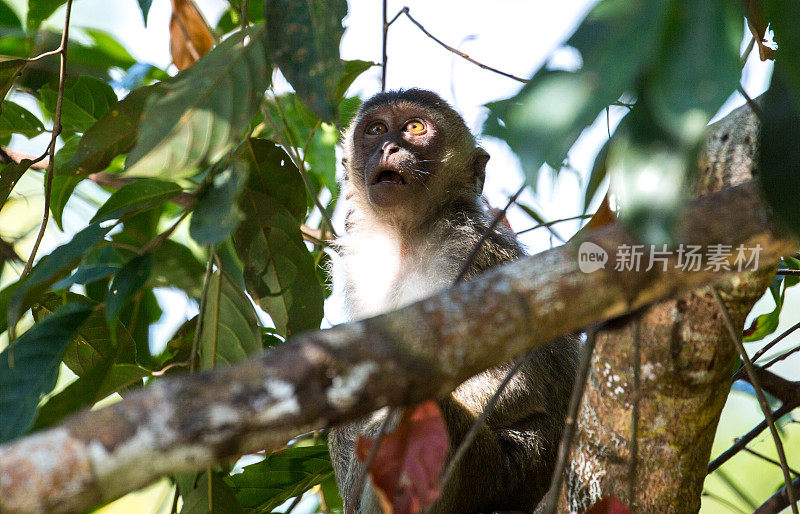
[
  {"left": 356, "top": 401, "right": 449, "bottom": 514},
  {"left": 586, "top": 496, "right": 632, "bottom": 514}
]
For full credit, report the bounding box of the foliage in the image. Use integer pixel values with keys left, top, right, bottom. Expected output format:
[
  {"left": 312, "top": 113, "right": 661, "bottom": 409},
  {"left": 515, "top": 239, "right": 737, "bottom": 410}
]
[{"left": 0, "top": 0, "right": 799, "bottom": 512}]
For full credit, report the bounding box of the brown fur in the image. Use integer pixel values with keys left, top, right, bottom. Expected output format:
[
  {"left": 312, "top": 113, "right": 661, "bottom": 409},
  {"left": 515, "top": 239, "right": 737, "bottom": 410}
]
[{"left": 329, "top": 89, "right": 579, "bottom": 513}]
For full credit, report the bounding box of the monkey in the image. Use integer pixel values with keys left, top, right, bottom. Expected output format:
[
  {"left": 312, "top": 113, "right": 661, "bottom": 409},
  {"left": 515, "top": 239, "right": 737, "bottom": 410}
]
[{"left": 328, "top": 89, "right": 579, "bottom": 513}]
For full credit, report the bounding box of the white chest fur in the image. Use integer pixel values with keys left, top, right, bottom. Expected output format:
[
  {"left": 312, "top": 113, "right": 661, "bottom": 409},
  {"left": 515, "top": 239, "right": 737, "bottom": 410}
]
[{"left": 333, "top": 220, "right": 454, "bottom": 320}]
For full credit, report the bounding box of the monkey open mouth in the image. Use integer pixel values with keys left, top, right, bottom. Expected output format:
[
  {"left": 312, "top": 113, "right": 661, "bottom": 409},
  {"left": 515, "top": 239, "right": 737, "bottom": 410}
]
[{"left": 373, "top": 169, "right": 407, "bottom": 185}]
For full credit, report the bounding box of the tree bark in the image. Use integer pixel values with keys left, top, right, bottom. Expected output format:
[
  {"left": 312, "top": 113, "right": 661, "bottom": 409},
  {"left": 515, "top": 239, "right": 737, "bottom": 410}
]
[
  {"left": 559, "top": 104, "right": 779, "bottom": 512},
  {"left": 0, "top": 107, "right": 795, "bottom": 513}
]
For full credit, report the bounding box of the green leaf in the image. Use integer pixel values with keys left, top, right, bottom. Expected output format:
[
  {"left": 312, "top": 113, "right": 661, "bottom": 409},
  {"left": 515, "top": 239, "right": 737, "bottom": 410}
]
[
  {"left": 335, "top": 60, "right": 375, "bottom": 102},
  {"left": 33, "top": 292, "right": 138, "bottom": 376},
  {"left": 0, "top": 57, "right": 25, "bottom": 109},
  {"left": 0, "top": 1, "right": 22, "bottom": 28},
  {"left": 607, "top": 103, "right": 687, "bottom": 244},
  {"left": 743, "top": 279, "right": 785, "bottom": 342},
  {"left": 26, "top": 0, "right": 67, "bottom": 30},
  {"left": 0, "top": 301, "right": 93, "bottom": 442},
  {"left": 7, "top": 223, "right": 110, "bottom": 333},
  {"left": 758, "top": 68, "right": 800, "bottom": 239},
  {"left": 226, "top": 444, "right": 333, "bottom": 511},
  {"left": 265, "top": 0, "right": 347, "bottom": 122},
  {"left": 52, "top": 263, "right": 119, "bottom": 290},
  {"left": 190, "top": 163, "right": 247, "bottom": 245},
  {"left": 41, "top": 76, "right": 118, "bottom": 133},
  {"left": 583, "top": 140, "right": 609, "bottom": 213},
  {"left": 33, "top": 362, "right": 148, "bottom": 429},
  {"left": 484, "top": 0, "right": 670, "bottom": 182},
  {"left": 646, "top": 0, "right": 741, "bottom": 144},
  {"left": 217, "top": 0, "right": 264, "bottom": 34},
  {"left": 106, "top": 254, "right": 153, "bottom": 322},
  {"left": 82, "top": 28, "right": 136, "bottom": 67},
  {"left": 91, "top": 178, "right": 182, "bottom": 223},
  {"left": 198, "top": 270, "right": 261, "bottom": 369},
  {"left": 235, "top": 138, "right": 305, "bottom": 220},
  {"left": 339, "top": 96, "right": 362, "bottom": 128},
  {"left": 234, "top": 193, "right": 323, "bottom": 336},
  {"left": 137, "top": 0, "right": 153, "bottom": 26},
  {"left": 216, "top": 238, "right": 245, "bottom": 289},
  {"left": 118, "top": 288, "right": 161, "bottom": 368},
  {"left": 0, "top": 100, "right": 44, "bottom": 138},
  {"left": 782, "top": 257, "right": 800, "bottom": 288},
  {"left": 233, "top": 139, "right": 321, "bottom": 335},
  {"left": 764, "top": 0, "right": 800, "bottom": 99},
  {"left": 182, "top": 471, "right": 243, "bottom": 514},
  {"left": 151, "top": 240, "right": 205, "bottom": 298},
  {"left": 263, "top": 93, "right": 337, "bottom": 198},
  {"left": 50, "top": 174, "right": 81, "bottom": 230},
  {"left": 321, "top": 474, "right": 343, "bottom": 511},
  {"left": 66, "top": 85, "right": 156, "bottom": 175},
  {"left": 0, "top": 158, "right": 33, "bottom": 209},
  {"left": 126, "top": 27, "right": 270, "bottom": 178}
]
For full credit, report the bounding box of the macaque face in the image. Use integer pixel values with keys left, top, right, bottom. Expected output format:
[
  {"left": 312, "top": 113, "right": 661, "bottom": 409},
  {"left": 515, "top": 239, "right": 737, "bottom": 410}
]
[{"left": 350, "top": 103, "right": 446, "bottom": 209}]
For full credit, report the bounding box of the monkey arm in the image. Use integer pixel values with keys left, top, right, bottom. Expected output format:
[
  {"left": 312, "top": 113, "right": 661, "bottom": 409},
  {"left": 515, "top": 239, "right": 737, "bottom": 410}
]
[{"left": 435, "top": 387, "right": 562, "bottom": 513}]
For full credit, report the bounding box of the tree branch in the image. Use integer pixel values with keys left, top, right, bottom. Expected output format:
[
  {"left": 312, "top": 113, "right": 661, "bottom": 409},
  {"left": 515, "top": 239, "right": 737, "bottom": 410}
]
[{"left": 0, "top": 176, "right": 795, "bottom": 512}]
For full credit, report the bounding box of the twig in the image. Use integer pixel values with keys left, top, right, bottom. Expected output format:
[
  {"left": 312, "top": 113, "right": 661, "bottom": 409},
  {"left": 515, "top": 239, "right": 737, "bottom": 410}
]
[
  {"left": 399, "top": 8, "right": 529, "bottom": 83},
  {"left": 739, "top": 84, "right": 764, "bottom": 120},
  {"left": 515, "top": 214, "right": 593, "bottom": 236},
  {"left": 381, "top": 0, "right": 388, "bottom": 91},
  {"left": 439, "top": 350, "right": 536, "bottom": 490},
  {"left": 741, "top": 35, "right": 756, "bottom": 68},
  {"left": 351, "top": 408, "right": 398, "bottom": 512},
  {"left": 139, "top": 210, "right": 190, "bottom": 255},
  {"left": 717, "top": 468, "right": 759, "bottom": 510},
  {"left": 708, "top": 402, "right": 798, "bottom": 474},
  {"left": 283, "top": 492, "right": 304, "bottom": 514},
  {"left": 21, "top": 0, "right": 74, "bottom": 278},
  {"left": 264, "top": 93, "right": 338, "bottom": 238},
  {"left": 762, "top": 344, "right": 800, "bottom": 371},
  {"left": 190, "top": 250, "right": 216, "bottom": 373},
  {"left": 1, "top": 148, "right": 49, "bottom": 170},
  {"left": 454, "top": 183, "right": 526, "bottom": 283},
  {"left": 240, "top": 0, "right": 248, "bottom": 29},
  {"left": 754, "top": 477, "right": 800, "bottom": 514},
  {"left": 88, "top": 172, "right": 196, "bottom": 207},
  {"left": 777, "top": 268, "right": 800, "bottom": 276},
  {"left": 742, "top": 446, "right": 800, "bottom": 477},
  {"left": 712, "top": 288, "right": 798, "bottom": 514},
  {"left": 702, "top": 491, "right": 749, "bottom": 514},
  {"left": 739, "top": 321, "right": 800, "bottom": 375},
  {"left": 541, "top": 327, "right": 599, "bottom": 513},
  {"left": 1, "top": 154, "right": 327, "bottom": 245}
]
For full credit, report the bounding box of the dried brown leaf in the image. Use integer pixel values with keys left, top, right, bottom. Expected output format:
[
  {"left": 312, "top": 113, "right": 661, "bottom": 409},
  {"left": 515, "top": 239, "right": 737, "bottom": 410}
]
[{"left": 169, "top": 0, "right": 215, "bottom": 70}]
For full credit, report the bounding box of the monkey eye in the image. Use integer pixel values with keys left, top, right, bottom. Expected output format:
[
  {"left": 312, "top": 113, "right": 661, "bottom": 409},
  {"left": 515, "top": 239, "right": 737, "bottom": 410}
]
[
  {"left": 365, "top": 121, "right": 388, "bottom": 135},
  {"left": 403, "top": 119, "right": 427, "bottom": 135}
]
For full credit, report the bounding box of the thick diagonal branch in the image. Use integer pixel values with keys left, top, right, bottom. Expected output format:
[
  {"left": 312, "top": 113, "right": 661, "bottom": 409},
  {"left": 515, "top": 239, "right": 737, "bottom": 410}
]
[{"left": 0, "top": 177, "right": 795, "bottom": 512}]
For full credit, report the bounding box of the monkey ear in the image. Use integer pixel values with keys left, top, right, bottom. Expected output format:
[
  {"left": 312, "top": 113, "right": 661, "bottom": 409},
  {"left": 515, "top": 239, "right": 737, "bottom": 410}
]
[{"left": 472, "top": 148, "right": 490, "bottom": 192}]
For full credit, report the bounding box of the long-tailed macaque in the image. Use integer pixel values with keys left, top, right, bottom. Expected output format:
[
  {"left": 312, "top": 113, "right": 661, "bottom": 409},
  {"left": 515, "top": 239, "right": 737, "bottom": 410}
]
[{"left": 329, "top": 89, "right": 579, "bottom": 513}]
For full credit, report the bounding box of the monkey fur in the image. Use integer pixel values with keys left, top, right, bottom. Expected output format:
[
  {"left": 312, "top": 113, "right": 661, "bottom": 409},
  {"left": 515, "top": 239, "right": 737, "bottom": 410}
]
[{"left": 329, "top": 89, "right": 579, "bottom": 513}]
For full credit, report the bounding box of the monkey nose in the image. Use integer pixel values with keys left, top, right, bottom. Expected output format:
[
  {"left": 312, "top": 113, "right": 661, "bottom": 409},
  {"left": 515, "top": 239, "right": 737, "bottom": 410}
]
[{"left": 381, "top": 141, "right": 400, "bottom": 155}]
